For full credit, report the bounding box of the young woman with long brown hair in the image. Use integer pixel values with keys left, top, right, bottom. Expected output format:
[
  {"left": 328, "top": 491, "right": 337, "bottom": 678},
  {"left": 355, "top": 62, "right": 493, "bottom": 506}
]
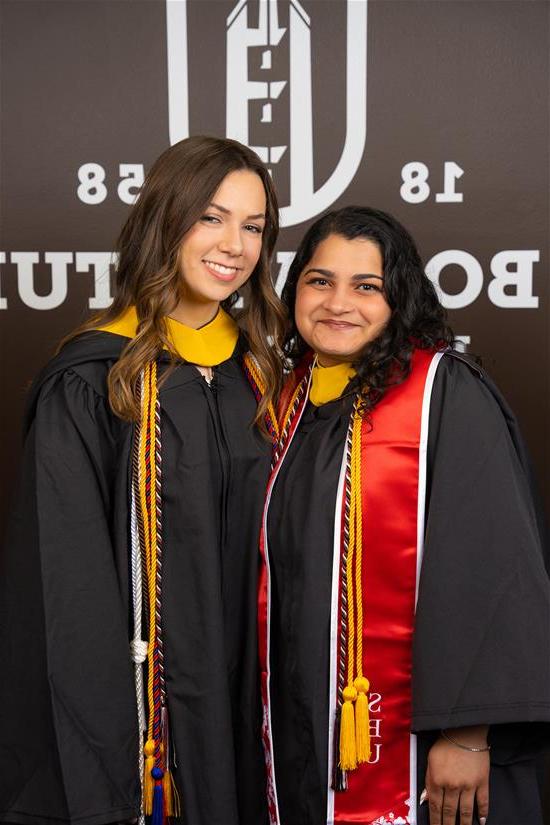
[{"left": 0, "top": 136, "right": 285, "bottom": 825}]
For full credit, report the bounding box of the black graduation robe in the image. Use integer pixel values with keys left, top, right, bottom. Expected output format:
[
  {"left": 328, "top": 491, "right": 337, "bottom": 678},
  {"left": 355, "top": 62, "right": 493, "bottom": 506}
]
[
  {"left": 266, "top": 352, "right": 550, "bottom": 825},
  {"left": 0, "top": 330, "right": 271, "bottom": 825}
]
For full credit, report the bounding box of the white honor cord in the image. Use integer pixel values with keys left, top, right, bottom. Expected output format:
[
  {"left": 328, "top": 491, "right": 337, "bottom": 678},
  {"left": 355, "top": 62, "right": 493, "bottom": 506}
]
[{"left": 130, "top": 471, "right": 147, "bottom": 825}]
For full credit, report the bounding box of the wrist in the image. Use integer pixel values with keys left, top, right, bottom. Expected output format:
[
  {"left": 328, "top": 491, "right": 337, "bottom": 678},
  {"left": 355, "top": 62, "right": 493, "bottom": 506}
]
[{"left": 441, "top": 725, "right": 490, "bottom": 752}]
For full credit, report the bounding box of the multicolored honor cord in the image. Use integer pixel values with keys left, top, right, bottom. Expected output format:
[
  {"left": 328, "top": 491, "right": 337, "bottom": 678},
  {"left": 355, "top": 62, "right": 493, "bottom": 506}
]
[
  {"left": 273, "top": 361, "right": 372, "bottom": 789},
  {"left": 131, "top": 361, "right": 180, "bottom": 823},
  {"left": 242, "top": 352, "right": 280, "bottom": 457},
  {"left": 335, "top": 398, "right": 371, "bottom": 787}
]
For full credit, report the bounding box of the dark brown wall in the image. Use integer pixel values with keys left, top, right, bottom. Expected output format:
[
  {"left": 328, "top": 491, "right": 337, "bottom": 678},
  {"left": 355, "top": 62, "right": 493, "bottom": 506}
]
[{"left": 1, "top": 0, "right": 548, "bottom": 809}]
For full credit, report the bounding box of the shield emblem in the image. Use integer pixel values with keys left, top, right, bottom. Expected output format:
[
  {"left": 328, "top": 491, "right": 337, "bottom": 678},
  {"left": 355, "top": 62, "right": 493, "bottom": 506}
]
[{"left": 166, "top": 0, "right": 368, "bottom": 227}]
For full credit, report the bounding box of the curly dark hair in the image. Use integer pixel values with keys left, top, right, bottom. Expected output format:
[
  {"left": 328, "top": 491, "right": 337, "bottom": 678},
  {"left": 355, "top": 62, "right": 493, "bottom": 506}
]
[{"left": 282, "top": 206, "right": 455, "bottom": 413}]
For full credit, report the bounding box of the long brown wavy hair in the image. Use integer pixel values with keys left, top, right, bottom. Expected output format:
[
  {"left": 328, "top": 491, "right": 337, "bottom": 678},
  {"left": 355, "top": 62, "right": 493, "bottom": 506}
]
[{"left": 64, "top": 136, "right": 286, "bottom": 428}]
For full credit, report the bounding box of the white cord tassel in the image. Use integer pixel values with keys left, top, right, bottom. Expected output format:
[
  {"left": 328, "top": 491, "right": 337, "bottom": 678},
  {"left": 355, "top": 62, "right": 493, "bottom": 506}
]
[{"left": 130, "top": 468, "right": 147, "bottom": 825}]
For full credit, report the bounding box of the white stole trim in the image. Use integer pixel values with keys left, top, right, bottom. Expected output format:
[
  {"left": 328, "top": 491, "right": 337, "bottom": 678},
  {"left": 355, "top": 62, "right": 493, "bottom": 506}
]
[
  {"left": 263, "top": 368, "right": 314, "bottom": 825},
  {"left": 326, "top": 444, "right": 349, "bottom": 825},
  {"left": 408, "top": 350, "right": 444, "bottom": 825}
]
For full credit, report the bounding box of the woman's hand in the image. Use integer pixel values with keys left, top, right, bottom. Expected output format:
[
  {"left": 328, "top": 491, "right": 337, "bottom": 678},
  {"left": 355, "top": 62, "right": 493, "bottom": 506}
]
[{"left": 425, "top": 725, "right": 490, "bottom": 825}]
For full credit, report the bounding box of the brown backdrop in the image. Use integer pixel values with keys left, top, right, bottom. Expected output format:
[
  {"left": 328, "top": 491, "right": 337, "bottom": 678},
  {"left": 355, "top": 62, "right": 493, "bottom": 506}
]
[{"left": 1, "top": 0, "right": 549, "bottom": 813}]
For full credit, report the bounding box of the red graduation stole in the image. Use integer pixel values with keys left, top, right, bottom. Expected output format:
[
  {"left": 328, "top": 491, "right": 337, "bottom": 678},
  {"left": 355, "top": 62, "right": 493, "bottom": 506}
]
[{"left": 259, "top": 348, "right": 444, "bottom": 825}]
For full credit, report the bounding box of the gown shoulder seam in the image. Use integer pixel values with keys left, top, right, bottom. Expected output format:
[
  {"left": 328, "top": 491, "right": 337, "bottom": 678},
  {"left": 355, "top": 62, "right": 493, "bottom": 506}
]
[{"left": 443, "top": 349, "right": 484, "bottom": 378}]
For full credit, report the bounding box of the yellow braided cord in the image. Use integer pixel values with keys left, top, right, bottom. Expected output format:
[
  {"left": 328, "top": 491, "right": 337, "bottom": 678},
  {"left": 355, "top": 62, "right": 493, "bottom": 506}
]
[
  {"left": 267, "top": 400, "right": 280, "bottom": 440},
  {"left": 244, "top": 352, "right": 265, "bottom": 392},
  {"left": 346, "top": 454, "right": 356, "bottom": 691},
  {"left": 138, "top": 367, "right": 151, "bottom": 583},
  {"left": 280, "top": 381, "right": 303, "bottom": 445},
  {"left": 340, "top": 402, "right": 366, "bottom": 771},
  {"left": 148, "top": 361, "right": 158, "bottom": 580},
  {"left": 138, "top": 362, "right": 158, "bottom": 742},
  {"left": 352, "top": 408, "right": 364, "bottom": 678},
  {"left": 138, "top": 366, "right": 152, "bottom": 739},
  {"left": 351, "top": 404, "right": 371, "bottom": 765},
  {"left": 243, "top": 353, "right": 280, "bottom": 441},
  {"left": 147, "top": 362, "right": 158, "bottom": 741}
]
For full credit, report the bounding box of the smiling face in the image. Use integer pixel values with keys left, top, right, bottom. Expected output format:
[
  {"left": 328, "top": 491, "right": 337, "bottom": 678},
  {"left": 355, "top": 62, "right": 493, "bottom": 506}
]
[
  {"left": 174, "top": 168, "right": 266, "bottom": 327},
  {"left": 295, "top": 233, "right": 392, "bottom": 365}
]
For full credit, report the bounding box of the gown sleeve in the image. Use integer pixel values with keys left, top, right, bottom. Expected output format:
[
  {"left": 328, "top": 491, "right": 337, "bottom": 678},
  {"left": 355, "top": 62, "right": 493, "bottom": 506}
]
[
  {"left": 412, "top": 354, "right": 550, "bottom": 734},
  {"left": 0, "top": 368, "right": 140, "bottom": 825}
]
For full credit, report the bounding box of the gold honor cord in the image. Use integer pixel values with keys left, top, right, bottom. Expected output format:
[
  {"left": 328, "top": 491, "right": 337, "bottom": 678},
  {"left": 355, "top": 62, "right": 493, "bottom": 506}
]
[
  {"left": 339, "top": 400, "right": 371, "bottom": 771},
  {"left": 276, "top": 371, "right": 310, "bottom": 462},
  {"left": 279, "top": 380, "right": 302, "bottom": 440},
  {"left": 137, "top": 362, "right": 179, "bottom": 819},
  {"left": 242, "top": 352, "right": 280, "bottom": 447}
]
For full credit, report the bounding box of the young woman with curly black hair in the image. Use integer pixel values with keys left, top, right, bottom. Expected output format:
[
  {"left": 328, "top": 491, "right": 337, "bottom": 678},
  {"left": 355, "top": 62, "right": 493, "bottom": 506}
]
[{"left": 258, "top": 207, "right": 550, "bottom": 825}]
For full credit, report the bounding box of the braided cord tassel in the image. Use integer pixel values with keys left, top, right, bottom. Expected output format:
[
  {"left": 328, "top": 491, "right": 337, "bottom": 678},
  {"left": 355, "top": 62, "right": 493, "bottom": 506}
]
[
  {"left": 339, "top": 406, "right": 358, "bottom": 771},
  {"left": 138, "top": 362, "right": 180, "bottom": 821},
  {"left": 138, "top": 363, "right": 155, "bottom": 813},
  {"left": 338, "top": 399, "right": 371, "bottom": 773},
  {"left": 351, "top": 408, "right": 370, "bottom": 764}
]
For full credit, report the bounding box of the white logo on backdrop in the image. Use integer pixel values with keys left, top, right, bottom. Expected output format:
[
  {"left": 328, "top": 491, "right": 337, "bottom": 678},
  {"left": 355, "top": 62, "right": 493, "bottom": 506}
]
[
  {"left": 0, "top": 0, "right": 541, "bottom": 324},
  {"left": 166, "top": 0, "right": 368, "bottom": 227}
]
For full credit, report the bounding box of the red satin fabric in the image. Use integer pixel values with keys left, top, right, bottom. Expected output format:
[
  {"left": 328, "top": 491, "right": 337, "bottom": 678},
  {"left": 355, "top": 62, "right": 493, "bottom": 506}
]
[{"left": 334, "top": 349, "right": 435, "bottom": 824}]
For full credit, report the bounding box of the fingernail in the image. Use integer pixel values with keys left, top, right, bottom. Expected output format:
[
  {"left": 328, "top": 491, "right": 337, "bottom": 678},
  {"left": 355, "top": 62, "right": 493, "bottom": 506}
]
[
  {"left": 419, "top": 788, "right": 428, "bottom": 805},
  {"left": 480, "top": 818, "right": 487, "bottom": 825}
]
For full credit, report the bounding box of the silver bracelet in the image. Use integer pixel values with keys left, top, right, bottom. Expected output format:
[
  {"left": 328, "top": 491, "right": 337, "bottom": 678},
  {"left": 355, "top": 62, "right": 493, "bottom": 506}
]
[{"left": 440, "top": 729, "right": 491, "bottom": 752}]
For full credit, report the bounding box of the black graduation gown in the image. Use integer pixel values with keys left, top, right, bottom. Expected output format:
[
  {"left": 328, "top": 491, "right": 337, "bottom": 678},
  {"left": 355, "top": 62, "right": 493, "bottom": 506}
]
[
  {"left": 0, "top": 330, "right": 271, "bottom": 825},
  {"left": 266, "top": 352, "right": 550, "bottom": 825}
]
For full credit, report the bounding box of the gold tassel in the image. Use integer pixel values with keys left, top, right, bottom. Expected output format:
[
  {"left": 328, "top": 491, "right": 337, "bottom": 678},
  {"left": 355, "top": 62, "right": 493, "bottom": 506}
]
[
  {"left": 143, "top": 739, "right": 155, "bottom": 815},
  {"left": 163, "top": 768, "right": 181, "bottom": 816},
  {"left": 354, "top": 676, "right": 371, "bottom": 764},
  {"left": 162, "top": 767, "right": 173, "bottom": 816},
  {"left": 339, "top": 685, "right": 357, "bottom": 770}
]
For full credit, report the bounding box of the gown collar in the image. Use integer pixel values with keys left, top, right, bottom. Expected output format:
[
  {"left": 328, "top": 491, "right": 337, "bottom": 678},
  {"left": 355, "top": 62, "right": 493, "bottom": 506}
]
[
  {"left": 98, "top": 306, "right": 239, "bottom": 367},
  {"left": 309, "top": 360, "right": 355, "bottom": 406}
]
